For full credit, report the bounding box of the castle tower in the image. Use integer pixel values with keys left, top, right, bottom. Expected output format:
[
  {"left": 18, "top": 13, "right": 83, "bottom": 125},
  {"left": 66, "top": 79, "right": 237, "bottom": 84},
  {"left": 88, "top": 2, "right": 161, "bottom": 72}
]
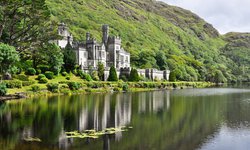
[
  {"left": 86, "top": 32, "right": 90, "bottom": 41},
  {"left": 58, "top": 22, "right": 73, "bottom": 48},
  {"left": 102, "top": 25, "right": 109, "bottom": 46}
]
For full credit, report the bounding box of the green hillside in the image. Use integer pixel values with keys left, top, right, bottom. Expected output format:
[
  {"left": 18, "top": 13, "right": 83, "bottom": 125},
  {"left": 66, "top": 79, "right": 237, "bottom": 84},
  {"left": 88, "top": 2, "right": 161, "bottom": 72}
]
[{"left": 46, "top": 0, "right": 248, "bottom": 82}]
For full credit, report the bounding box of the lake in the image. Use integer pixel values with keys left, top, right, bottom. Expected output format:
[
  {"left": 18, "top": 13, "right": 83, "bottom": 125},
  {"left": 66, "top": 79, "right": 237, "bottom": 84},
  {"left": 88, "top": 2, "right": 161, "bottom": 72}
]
[{"left": 1, "top": 86, "right": 250, "bottom": 150}]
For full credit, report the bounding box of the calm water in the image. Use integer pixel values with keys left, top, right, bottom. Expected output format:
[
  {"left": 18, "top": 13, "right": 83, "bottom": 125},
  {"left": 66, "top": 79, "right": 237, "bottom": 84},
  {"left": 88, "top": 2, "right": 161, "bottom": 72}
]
[{"left": 1, "top": 86, "right": 250, "bottom": 150}]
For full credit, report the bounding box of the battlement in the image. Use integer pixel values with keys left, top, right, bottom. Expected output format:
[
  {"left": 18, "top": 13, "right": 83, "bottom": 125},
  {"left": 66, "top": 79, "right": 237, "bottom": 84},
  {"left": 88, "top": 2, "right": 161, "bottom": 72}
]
[{"left": 108, "top": 36, "right": 121, "bottom": 45}]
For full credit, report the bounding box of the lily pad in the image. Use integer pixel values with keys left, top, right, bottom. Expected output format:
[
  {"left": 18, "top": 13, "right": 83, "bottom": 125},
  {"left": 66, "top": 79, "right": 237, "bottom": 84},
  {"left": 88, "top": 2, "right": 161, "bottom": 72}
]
[
  {"left": 65, "top": 126, "right": 132, "bottom": 139},
  {"left": 23, "top": 137, "right": 41, "bottom": 142}
]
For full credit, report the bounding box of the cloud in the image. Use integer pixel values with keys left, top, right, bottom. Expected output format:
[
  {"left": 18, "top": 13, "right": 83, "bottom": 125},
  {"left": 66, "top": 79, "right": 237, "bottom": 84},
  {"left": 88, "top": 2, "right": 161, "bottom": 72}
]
[{"left": 160, "top": 0, "right": 250, "bottom": 34}]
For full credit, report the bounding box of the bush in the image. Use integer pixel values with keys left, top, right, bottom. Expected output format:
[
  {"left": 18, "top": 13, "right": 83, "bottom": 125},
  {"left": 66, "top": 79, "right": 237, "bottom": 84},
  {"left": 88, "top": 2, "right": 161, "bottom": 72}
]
[
  {"left": 120, "top": 75, "right": 128, "bottom": 82},
  {"left": 36, "top": 69, "right": 42, "bottom": 75},
  {"left": 46, "top": 83, "right": 59, "bottom": 93},
  {"left": 0, "top": 83, "right": 7, "bottom": 96},
  {"left": 62, "top": 72, "right": 68, "bottom": 76},
  {"left": 72, "top": 69, "right": 78, "bottom": 76},
  {"left": 122, "top": 83, "right": 129, "bottom": 92},
  {"left": 14, "top": 74, "right": 29, "bottom": 81},
  {"left": 129, "top": 68, "right": 140, "bottom": 82},
  {"left": 37, "top": 74, "right": 46, "bottom": 80},
  {"left": 169, "top": 71, "right": 176, "bottom": 82},
  {"left": 91, "top": 71, "right": 99, "bottom": 81},
  {"left": 37, "top": 65, "right": 50, "bottom": 73},
  {"left": 68, "top": 82, "right": 81, "bottom": 90},
  {"left": 66, "top": 76, "right": 70, "bottom": 80},
  {"left": 31, "top": 85, "right": 40, "bottom": 92},
  {"left": 79, "top": 71, "right": 92, "bottom": 81},
  {"left": 107, "top": 66, "right": 118, "bottom": 82},
  {"left": 45, "top": 71, "right": 54, "bottom": 80},
  {"left": 39, "top": 77, "right": 48, "bottom": 84},
  {"left": 26, "top": 68, "right": 36, "bottom": 76},
  {"left": 22, "top": 81, "right": 35, "bottom": 86},
  {"left": 113, "top": 87, "right": 121, "bottom": 92},
  {"left": 4, "top": 80, "right": 22, "bottom": 89}
]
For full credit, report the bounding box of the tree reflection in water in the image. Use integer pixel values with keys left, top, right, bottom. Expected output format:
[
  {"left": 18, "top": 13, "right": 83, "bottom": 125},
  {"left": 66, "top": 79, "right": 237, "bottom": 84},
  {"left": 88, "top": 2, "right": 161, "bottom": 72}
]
[{"left": 0, "top": 89, "right": 249, "bottom": 150}]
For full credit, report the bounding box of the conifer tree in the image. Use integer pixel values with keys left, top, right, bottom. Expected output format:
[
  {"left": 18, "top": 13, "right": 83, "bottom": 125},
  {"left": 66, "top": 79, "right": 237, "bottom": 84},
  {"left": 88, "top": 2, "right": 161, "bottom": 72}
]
[
  {"left": 63, "top": 43, "right": 76, "bottom": 72},
  {"left": 107, "top": 66, "right": 118, "bottom": 81},
  {"left": 97, "top": 62, "right": 105, "bottom": 81},
  {"left": 129, "top": 68, "right": 140, "bottom": 82},
  {"left": 169, "top": 71, "right": 176, "bottom": 82}
]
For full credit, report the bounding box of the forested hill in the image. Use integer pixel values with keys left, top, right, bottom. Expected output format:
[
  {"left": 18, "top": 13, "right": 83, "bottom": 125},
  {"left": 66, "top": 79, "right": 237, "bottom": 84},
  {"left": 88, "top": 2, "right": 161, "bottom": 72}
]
[{"left": 46, "top": 0, "right": 249, "bottom": 82}]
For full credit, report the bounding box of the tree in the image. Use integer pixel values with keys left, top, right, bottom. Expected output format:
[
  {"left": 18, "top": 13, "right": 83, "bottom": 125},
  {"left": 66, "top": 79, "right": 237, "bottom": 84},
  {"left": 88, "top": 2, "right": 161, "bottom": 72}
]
[
  {"left": 129, "top": 68, "right": 140, "bottom": 82},
  {"left": 46, "top": 44, "right": 64, "bottom": 75},
  {"left": 214, "top": 70, "right": 227, "bottom": 83},
  {"left": 32, "top": 43, "right": 64, "bottom": 75},
  {"left": 0, "top": 43, "right": 20, "bottom": 77},
  {"left": 169, "top": 71, "right": 176, "bottom": 82},
  {"left": 155, "top": 51, "right": 168, "bottom": 70},
  {"left": 107, "top": 66, "right": 118, "bottom": 81},
  {"left": 138, "top": 50, "right": 157, "bottom": 69},
  {"left": 0, "top": 0, "right": 59, "bottom": 52},
  {"left": 97, "top": 62, "right": 105, "bottom": 81},
  {"left": 63, "top": 43, "right": 76, "bottom": 72}
]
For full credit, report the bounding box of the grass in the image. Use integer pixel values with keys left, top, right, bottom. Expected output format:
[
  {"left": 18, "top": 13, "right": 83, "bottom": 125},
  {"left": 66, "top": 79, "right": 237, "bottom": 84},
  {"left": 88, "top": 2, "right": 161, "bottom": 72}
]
[{"left": 5, "top": 73, "right": 214, "bottom": 97}]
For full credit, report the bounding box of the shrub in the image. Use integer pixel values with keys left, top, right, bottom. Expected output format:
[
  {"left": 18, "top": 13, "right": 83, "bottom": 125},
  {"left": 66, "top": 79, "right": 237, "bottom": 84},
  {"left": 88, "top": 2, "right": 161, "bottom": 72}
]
[
  {"left": 46, "top": 83, "right": 59, "bottom": 93},
  {"left": 66, "top": 76, "right": 70, "bottom": 80},
  {"left": 37, "top": 74, "right": 46, "bottom": 80},
  {"left": 60, "top": 89, "right": 72, "bottom": 95},
  {"left": 36, "top": 69, "right": 42, "bottom": 75},
  {"left": 68, "top": 82, "right": 81, "bottom": 90},
  {"left": 22, "top": 81, "right": 35, "bottom": 86},
  {"left": 120, "top": 75, "right": 128, "bottom": 82},
  {"left": 14, "top": 74, "right": 29, "bottom": 81},
  {"left": 72, "top": 69, "right": 78, "bottom": 76},
  {"left": 129, "top": 68, "right": 140, "bottom": 82},
  {"left": 39, "top": 77, "right": 48, "bottom": 84},
  {"left": 26, "top": 68, "right": 36, "bottom": 75},
  {"left": 37, "top": 65, "right": 49, "bottom": 73},
  {"left": 31, "top": 85, "right": 40, "bottom": 92},
  {"left": 122, "top": 83, "right": 129, "bottom": 92},
  {"left": 79, "top": 71, "right": 92, "bottom": 81},
  {"left": 45, "top": 71, "right": 54, "bottom": 80},
  {"left": 107, "top": 66, "right": 118, "bottom": 82},
  {"left": 113, "top": 87, "right": 121, "bottom": 92},
  {"left": 85, "top": 88, "right": 92, "bottom": 93},
  {"left": 4, "top": 80, "right": 22, "bottom": 89},
  {"left": 0, "top": 83, "right": 7, "bottom": 96},
  {"left": 169, "top": 71, "right": 176, "bottom": 82},
  {"left": 91, "top": 71, "right": 99, "bottom": 81},
  {"left": 62, "top": 72, "right": 68, "bottom": 76}
]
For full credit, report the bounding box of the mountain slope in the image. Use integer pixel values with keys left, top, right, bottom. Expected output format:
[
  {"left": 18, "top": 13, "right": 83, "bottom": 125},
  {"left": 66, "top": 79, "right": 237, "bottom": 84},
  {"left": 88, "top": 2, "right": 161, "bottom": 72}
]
[
  {"left": 46, "top": 0, "right": 248, "bottom": 82},
  {"left": 222, "top": 32, "right": 250, "bottom": 81}
]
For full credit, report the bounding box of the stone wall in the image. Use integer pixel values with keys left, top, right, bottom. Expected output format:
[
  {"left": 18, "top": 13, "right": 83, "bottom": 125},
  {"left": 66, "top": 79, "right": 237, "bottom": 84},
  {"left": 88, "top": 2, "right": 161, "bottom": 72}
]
[{"left": 84, "top": 67, "right": 170, "bottom": 81}]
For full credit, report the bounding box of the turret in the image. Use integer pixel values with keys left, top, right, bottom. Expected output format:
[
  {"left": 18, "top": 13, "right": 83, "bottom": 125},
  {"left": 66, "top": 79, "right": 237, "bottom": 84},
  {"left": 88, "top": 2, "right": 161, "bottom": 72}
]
[
  {"left": 58, "top": 22, "right": 73, "bottom": 48},
  {"left": 86, "top": 32, "right": 90, "bottom": 41},
  {"left": 102, "top": 24, "right": 109, "bottom": 46}
]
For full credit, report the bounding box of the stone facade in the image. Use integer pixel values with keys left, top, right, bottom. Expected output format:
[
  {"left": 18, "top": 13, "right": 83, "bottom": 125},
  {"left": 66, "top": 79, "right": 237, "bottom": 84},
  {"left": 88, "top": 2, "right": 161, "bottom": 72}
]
[{"left": 58, "top": 23, "right": 130, "bottom": 70}]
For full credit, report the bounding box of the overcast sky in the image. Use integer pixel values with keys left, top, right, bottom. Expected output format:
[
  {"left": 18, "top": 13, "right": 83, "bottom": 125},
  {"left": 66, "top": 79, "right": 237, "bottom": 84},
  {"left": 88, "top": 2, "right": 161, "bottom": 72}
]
[{"left": 161, "top": 0, "right": 250, "bottom": 34}]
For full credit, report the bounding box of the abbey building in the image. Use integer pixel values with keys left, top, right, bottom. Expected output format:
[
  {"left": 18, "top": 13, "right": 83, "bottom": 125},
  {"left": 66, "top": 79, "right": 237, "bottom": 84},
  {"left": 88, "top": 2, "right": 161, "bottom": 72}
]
[
  {"left": 57, "top": 23, "right": 130, "bottom": 70},
  {"left": 57, "top": 23, "right": 170, "bottom": 81}
]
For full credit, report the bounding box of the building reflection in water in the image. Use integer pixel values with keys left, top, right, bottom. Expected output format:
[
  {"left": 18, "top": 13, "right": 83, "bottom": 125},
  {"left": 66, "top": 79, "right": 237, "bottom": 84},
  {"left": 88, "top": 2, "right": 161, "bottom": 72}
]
[
  {"left": 138, "top": 91, "right": 170, "bottom": 114},
  {"left": 0, "top": 91, "right": 170, "bottom": 150}
]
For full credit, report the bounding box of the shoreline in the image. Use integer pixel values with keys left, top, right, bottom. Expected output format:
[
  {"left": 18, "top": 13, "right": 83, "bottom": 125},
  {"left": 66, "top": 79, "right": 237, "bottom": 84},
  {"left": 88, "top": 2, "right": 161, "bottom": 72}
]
[{"left": 0, "top": 81, "right": 214, "bottom": 102}]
